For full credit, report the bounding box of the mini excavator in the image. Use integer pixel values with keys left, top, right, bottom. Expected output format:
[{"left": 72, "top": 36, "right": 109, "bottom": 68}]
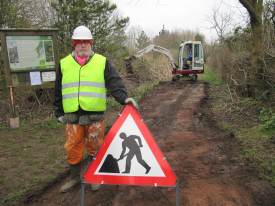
[{"left": 125, "top": 41, "right": 204, "bottom": 81}]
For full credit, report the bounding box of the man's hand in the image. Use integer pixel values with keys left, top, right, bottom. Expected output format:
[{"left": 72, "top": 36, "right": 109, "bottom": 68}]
[
  {"left": 57, "top": 116, "right": 65, "bottom": 123},
  {"left": 125, "top": 97, "right": 139, "bottom": 110}
]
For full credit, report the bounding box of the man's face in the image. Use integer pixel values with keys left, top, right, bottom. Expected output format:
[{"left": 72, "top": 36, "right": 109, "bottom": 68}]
[{"left": 74, "top": 40, "right": 92, "bottom": 57}]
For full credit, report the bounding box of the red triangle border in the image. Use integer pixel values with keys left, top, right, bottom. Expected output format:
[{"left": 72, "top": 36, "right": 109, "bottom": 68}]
[{"left": 84, "top": 105, "right": 177, "bottom": 187}]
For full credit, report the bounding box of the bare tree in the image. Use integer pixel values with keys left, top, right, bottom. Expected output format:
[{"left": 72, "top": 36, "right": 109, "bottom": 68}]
[
  {"left": 209, "top": 6, "right": 233, "bottom": 42},
  {"left": 13, "top": 0, "right": 56, "bottom": 28}
]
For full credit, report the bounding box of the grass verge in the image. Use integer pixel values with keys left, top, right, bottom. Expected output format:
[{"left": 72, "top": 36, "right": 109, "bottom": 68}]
[
  {"left": 207, "top": 80, "right": 275, "bottom": 187},
  {"left": 199, "top": 65, "right": 222, "bottom": 85},
  {"left": 0, "top": 119, "right": 65, "bottom": 206}
]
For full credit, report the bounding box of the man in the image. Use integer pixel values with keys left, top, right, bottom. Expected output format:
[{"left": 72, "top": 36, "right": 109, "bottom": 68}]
[
  {"left": 54, "top": 25, "right": 138, "bottom": 192},
  {"left": 187, "top": 44, "right": 193, "bottom": 61},
  {"left": 117, "top": 132, "right": 151, "bottom": 174}
]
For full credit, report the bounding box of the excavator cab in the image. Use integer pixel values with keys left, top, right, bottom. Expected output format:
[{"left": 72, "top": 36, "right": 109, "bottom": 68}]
[
  {"left": 173, "top": 41, "right": 204, "bottom": 81},
  {"left": 179, "top": 43, "right": 193, "bottom": 69}
]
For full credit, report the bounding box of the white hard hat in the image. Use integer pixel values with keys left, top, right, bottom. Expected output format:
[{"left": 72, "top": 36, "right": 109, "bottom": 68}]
[{"left": 72, "top": 25, "right": 93, "bottom": 40}]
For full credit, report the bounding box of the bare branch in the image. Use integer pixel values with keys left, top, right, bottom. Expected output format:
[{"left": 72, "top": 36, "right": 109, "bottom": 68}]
[{"left": 209, "top": 6, "right": 233, "bottom": 41}]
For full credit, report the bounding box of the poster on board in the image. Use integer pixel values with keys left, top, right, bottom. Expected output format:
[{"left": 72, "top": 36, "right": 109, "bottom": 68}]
[{"left": 6, "top": 36, "right": 55, "bottom": 72}]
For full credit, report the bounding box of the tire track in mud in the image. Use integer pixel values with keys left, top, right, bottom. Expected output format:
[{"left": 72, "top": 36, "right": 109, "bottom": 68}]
[{"left": 24, "top": 81, "right": 275, "bottom": 206}]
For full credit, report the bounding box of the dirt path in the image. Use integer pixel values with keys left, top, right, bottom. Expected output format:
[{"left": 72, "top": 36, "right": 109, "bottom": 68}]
[{"left": 24, "top": 81, "right": 275, "bottom": 206}]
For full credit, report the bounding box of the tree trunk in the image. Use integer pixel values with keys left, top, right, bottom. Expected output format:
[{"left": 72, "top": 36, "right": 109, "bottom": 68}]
[{"left": 239, "top": 0, "right": 264, "bottom": 97}]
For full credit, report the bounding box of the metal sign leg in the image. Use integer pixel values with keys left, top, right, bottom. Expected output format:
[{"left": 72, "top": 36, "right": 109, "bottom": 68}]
[
  {"left": 80, "top": 182, "right": 85, "bottom": 206},
  {"left": 176, "top": 181, "right": 181, "bottom": 206}
]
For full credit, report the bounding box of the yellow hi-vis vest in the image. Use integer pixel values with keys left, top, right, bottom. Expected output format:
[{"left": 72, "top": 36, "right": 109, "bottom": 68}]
[{"left": 60, "top": 53, "right": 107, "bottom": 113}]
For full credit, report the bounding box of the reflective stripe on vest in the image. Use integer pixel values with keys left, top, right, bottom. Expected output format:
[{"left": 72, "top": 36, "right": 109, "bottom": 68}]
[{"left": 60, "top": 53, "right": 106, "bottom": 113}]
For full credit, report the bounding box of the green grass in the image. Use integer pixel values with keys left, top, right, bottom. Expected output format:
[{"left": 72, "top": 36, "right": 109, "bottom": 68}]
[
  {"left": 208, "top": 83, "right": 275, "bottom": 187},
  {"left": 216, "top": 121, "right": 235, "bottom": 133},
  {"left": 129, "top": 80, "right": 159, "bottom": 101},
  {"left": 0, "top": 118, "right": 67, "bottom": 205},
  {"left": 107, "top": 98, "right": 121, "bottom": 110},
  {"left": 32, "top": 118, "right": 64, "bottom": 129},
  {"left": 236, "top": 126, "right": 275, "bottom": 185},
  {"left": 200, "top": 65, "right": 222, "bottom": 85}
]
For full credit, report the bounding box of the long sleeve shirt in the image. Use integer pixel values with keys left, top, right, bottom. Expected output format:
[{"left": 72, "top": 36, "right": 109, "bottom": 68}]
[{"left": 53, "top": 53, "right": 128, "bottom": 121}]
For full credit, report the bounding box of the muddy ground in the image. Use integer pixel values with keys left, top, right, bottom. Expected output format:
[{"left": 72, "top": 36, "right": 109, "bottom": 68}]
[{"left": 22, "top": 81, "right": 275, "bottom": 206}]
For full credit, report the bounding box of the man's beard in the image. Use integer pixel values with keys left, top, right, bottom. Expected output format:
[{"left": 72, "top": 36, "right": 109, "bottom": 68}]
[{"left": 77, "top": 47, "right": 92, "bottom": 57}]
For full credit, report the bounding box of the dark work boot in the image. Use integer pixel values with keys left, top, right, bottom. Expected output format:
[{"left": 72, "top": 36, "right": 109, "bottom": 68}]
[{"left": 60, "top": 163, "right": 81, "bottom": 193}]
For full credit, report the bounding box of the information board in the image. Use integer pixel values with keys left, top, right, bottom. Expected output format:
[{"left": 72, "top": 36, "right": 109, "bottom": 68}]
[
  {"left": 0, "top": 29, "right": 58, "bottom": 87},
  {"left": 6, "top": 36, "right": 55, "bottom": 72}
]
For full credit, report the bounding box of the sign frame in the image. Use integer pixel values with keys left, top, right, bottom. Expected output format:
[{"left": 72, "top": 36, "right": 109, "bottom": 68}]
[
  {"left": 84, "top": 105, "right": 177, "bottom": 186},
  {"left": 81, "top": 105, "right": 180, "bottom": 206},
  {"left": 0, "top": 28, "right": 59, "bottom": 87}
]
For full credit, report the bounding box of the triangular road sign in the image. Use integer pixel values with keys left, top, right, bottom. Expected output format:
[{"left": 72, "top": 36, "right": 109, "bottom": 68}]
[{"left": 84, "top": 105, "right": 176, "bottom": 187}]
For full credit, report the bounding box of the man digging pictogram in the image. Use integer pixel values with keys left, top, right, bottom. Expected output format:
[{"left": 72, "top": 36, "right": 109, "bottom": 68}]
[{"left": 117, "top": 132, "right": 151, "bottom": 174}]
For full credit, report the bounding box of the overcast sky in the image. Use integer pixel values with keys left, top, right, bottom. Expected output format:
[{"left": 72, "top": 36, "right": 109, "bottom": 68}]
[{"left": 111, "top": 0, "right": 248, "bottom": 42}]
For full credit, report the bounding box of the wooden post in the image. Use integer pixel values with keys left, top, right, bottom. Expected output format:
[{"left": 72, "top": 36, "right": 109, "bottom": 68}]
[{"left": 9, "top": 85, "right": 19, "bottom": 128}]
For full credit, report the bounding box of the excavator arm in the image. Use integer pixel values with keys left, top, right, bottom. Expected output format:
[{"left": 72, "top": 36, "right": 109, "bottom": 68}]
[
  {"left": 125, "top": 44, "right": 177, "bottom": 75},
  {"left": 135, "top": 44, "right": 177, "bottom": 68}
]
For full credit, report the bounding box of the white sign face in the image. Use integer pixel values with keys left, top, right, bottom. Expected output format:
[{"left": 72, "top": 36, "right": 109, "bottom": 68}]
[
  {"left": 30, "top": 71, "right": 42, "bottom": 85},
  {"left": 41, "top": 71, "right": 56, "bottom": 82},
  {"left": 95, "top": 114, "right": 165, "bottom": 177}
]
